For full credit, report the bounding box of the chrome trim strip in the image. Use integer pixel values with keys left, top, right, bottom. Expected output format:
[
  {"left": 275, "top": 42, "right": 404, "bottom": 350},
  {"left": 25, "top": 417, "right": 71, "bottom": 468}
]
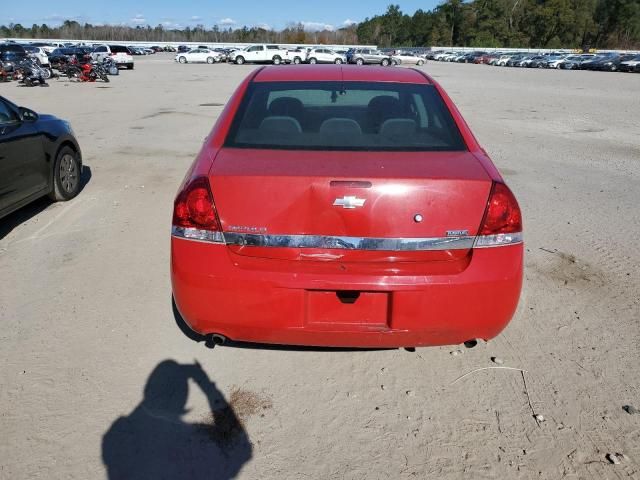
[
  {"left": 172, "top": 227, "right": 523, "bottom": 250},
  {"left": 223, "top": 232, "right": 475, "bottom": 251}
]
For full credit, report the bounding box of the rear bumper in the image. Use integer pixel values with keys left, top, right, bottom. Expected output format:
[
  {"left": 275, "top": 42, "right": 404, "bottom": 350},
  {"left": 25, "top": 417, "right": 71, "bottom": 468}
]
[{"left": 171, "top": 239, "right": 523, "bottom": 348}]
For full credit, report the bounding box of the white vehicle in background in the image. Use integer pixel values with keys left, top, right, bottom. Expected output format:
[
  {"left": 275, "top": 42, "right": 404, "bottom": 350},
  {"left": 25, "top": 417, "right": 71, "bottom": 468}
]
[
  {"left": 433, "top": 51, "right": 452, "bottom": 61},
  {"left": 175, "top": 48, "right": 222, "bottom": 64},
  {"left": 305, "top": 48, "right": 346, "bottom": 64},
  {"left": 287, "top": 47, "right": 309, "bottom": 64},
  {"left": 391, "top": 51, "right": 425, "bottom": 66},
  {"left": 496, "top": 54, "right": 515, "bottom": 66},
  {"left": 23, "top": 46, "right": 50, "bottom": 66},
  {"left": 92, "top": 44, "right": 135, "bottom": 69},
  {"left": 228, "top": 44, "right": 288, "bottom": 65}
]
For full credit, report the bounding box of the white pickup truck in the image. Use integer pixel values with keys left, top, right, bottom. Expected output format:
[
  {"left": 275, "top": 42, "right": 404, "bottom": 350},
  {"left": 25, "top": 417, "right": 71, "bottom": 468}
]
[{"left": 228, "top": 44, "right": 289, "bottom": 65}]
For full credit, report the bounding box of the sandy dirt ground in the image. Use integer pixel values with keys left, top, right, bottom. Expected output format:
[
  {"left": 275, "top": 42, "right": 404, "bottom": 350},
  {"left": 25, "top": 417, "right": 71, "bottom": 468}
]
[{"left": 1, "top": 56, "right": 639, "bottom": 479}]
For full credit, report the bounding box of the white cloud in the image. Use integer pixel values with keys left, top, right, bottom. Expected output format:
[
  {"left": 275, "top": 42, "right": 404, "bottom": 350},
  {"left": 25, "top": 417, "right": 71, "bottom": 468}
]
[
  {"left": 343, "top": 19, "right": 357, "bottom": 27},
  {"left": 218, "top": 17, "right": 236, "bottom": 26},
  {"left": 300, "top": 21, "right": 335, "bottom": 32},
  {"left": 130, "top": 14, "right": 146, "bottom": 25},
  {"left": 190, "top": 15, "right": 203, "bottom": 22},
  {"left": 254, "top": 23, "right": 271, "bottom": 30},
  {"left": 162, "top": 20, "right": 182, "bottom": 29}
]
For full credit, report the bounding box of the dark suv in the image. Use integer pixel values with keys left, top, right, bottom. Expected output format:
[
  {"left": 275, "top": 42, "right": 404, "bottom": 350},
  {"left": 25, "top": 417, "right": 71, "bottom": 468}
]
[{"left": 0, "top": 44, "right": 27, "bottom": 72}]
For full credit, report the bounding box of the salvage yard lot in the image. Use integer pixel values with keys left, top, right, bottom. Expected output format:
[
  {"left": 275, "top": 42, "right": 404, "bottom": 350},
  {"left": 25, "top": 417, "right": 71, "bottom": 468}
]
[{"left": 1, "top": 56, "right": 639, "bottom": 479}]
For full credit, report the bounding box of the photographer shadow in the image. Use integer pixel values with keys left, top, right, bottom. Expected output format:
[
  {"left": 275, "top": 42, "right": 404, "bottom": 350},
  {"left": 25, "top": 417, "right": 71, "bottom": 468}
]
[{"left": 102, "top": 360, "right": 252, "bottom": 480}]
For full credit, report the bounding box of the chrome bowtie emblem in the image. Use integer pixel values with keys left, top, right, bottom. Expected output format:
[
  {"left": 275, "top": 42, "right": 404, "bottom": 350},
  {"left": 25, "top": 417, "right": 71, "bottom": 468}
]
[{"left": 333, "top": 196, "right": 366, "bottom": 209}]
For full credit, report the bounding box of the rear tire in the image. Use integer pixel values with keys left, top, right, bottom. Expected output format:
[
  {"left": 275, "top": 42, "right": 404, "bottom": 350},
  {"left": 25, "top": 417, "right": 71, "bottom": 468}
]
[
  {"left": 49, "top": 146, "right": 82, "bottom": 201},
  {"left": 356, "top": 58, "right": 364, "bottom": 65},
  {"left": 381, "top": 58, "right": 390, "bottom": 66},
  {"left": 334, "top": 58, "right": 342, "bottom": 64},
  {"left": 417, "top": 60, "right": 424, "bottom": 66},
  {"left": 179, "top": 56, "right": 187, "bottom": 64},
  {"left": 293, "top": 57, "right": 301, "bottom": 64},
  {"left": 309, "top": 57, "right": 317, "bottom": 64},
  {"left": 272, "top": 56, "right": 282, "bottom": 65},
  {"left": 42, "top": 68, "right": 52, "bottom": 79},
  {"left": 206, "top": 57, "right": 214, "bottom": 64}
]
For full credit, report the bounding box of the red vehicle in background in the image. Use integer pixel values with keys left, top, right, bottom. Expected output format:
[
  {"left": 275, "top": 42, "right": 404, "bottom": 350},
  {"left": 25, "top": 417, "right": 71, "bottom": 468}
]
[{"left": 171, "top": 65, "right": 523, "bottom": 348}]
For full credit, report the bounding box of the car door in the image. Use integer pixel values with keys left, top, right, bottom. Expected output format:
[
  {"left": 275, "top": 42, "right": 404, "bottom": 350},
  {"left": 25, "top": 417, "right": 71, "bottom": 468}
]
[
  {"left": 0, "top": 100, "right": 48, "bottom": 215},
  {"left": 93, "top": 45, "right": 108, "bottom": 62},
  {"left": 247, "top": 46, "right": 263, "bottom": 61}
]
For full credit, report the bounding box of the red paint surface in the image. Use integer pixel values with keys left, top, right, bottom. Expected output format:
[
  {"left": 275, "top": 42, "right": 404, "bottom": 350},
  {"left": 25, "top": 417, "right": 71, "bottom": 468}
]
[{"left": 171, "top": 66, "right": 524, "bottom": 347}]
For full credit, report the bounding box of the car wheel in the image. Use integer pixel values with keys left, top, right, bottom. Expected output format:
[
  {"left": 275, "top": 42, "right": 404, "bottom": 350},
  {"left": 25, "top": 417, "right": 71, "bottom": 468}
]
[
  {"left": 381, "top": 58, "right": 390, "bottom": 66},
  {"left": 42, "top": 68, "right": 52, "bottom": 79},
  {"left": 334, "top": 58, "right": 342, "bottom": 64},
  {"left": 235, "top": 56, "right": 245, "bottom": 65},
  {"left": 293, "top": 57, "right": 301, "bottom": 64},
  {"left": 206, "top": 57, "right": 214, "bottom": 64},
  {"left": 272, "top": 56, "right": 282, "bottom": 65},
  {"left": 309, "top": 57, "right": 317, "bottom": 64},
  {"left": 49, "top": 146, "right": 81, "bottom": 201},
  {"left": 356, "top": 58, "right": 364, "bottom": 65},
  {"left": 179, "top": 56, "right": 187, "bottom": 64},
  {"left": 417, "top": 60, "right": 424, "bottom": 66}
]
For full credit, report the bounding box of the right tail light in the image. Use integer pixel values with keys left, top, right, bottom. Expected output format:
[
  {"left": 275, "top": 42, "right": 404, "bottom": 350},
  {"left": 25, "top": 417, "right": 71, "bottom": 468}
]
[{"left": 475, "top": 182, "right": 523, "bottom": 248}]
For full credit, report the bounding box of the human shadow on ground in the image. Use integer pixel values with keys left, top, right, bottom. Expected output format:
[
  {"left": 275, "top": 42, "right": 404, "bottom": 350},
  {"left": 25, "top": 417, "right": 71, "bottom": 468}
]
[{"left": 102, "top": 360, "right": 252, "bottom": 480}]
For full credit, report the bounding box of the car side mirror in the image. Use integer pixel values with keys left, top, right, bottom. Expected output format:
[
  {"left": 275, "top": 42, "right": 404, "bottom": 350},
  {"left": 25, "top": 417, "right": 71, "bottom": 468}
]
[{"left": 19, "top": 107, "right": 39, "bottom": 122}]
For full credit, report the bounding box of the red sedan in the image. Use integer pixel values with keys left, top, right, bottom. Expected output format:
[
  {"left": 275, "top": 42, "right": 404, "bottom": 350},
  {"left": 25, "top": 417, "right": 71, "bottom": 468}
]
[{"left": 171, "top": 65, "right": 522, "bottom": 348}]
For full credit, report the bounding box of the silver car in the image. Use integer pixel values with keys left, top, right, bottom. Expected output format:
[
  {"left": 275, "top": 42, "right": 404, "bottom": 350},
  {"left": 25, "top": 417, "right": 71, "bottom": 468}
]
[{"left": 349, "top": 49, "right": 392, "bottom": 66}]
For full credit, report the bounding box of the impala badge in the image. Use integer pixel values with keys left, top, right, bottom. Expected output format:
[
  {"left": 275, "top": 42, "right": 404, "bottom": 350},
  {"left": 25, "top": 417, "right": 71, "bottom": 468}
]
[{"left": 333, "top": 196, "right": 366, "bottom": 209}]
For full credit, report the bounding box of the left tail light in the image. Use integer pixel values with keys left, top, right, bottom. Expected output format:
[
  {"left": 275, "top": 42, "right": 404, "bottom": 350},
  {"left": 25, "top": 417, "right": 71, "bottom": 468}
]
[{"left": 172, "top": 176, "right": 224, "bottom": 243}]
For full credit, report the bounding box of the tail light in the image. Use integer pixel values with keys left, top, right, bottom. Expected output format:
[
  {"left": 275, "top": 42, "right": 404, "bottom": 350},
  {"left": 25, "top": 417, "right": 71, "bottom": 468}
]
[
  {"left": 475, "top": 182, "right": 523, "bottom": 248},
  {"left": 172, "top": 176, "right": 224, "bottom": 243}
]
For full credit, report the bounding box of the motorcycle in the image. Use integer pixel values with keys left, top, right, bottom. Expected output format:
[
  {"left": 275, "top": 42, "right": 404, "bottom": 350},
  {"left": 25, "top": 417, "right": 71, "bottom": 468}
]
[
  {"left": 0, "top": 61, "right": 10, "bottom": 82},
  {"left": 61, "top": 55, "right": 109, "bottom": 82},
  {"left": 101, "top": 57, "right": 119, "bottom": 76},
  {"left": 15, "top": 58, "right": 49, "bottom": 87}
]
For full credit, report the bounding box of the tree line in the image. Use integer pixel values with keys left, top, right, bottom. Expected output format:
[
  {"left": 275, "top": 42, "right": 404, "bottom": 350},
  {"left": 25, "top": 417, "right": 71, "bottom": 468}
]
[
  {"left": 0, "top": 20, "right": 358, "bottom": 46},
  {"left": 1, "top": 1, "right": 639, "bottom": 49},
  {"left": 358, "top": 1, "right": 640, "bottom": 49}
]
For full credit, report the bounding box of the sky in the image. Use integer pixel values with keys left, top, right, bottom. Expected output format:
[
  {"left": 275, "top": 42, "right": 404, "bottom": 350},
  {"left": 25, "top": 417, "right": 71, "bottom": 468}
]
[{"left": 1, "top": 1, "right": 442, "bottom": 31}]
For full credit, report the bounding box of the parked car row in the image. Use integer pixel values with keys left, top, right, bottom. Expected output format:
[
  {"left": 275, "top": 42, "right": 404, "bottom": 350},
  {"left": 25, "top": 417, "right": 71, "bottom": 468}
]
[
  {"left": 429, "top": 49, "right": 640, "bottom": 72},
  {"left": 1, "top": 42, "right": 136, "bottom": 74},
  {"left": 173, "top": 44, "right": 429, "bottom": 67}
]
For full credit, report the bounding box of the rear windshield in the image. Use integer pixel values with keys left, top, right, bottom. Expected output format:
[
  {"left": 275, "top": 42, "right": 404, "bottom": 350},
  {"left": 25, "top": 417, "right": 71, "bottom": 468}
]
[
  {"left": 109, "top": 45, "right": 131, "bottom": 54},
  {"left": 225, "top": 81, "right": 466, "bottom": 151}
]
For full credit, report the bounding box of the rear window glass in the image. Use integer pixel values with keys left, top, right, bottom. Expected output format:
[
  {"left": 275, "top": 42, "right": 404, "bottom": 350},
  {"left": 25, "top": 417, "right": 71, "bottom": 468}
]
[
  {"left": 225, "top": 81, "right": 466, "bottom": 151},
  {"left": 109, "top": 45, "right": 131, "bottom": 53}
]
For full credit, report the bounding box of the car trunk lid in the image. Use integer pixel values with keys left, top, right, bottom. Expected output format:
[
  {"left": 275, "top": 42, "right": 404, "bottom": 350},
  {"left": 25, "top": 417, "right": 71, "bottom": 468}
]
[{"left": 209, "top": 148, "right": 492, "bottom": 263}]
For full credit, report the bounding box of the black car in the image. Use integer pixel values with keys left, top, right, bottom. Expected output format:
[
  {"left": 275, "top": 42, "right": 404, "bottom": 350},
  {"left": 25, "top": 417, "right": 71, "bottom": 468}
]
[
  {"left": 0, "top": 44, "right": 28, "bottom": 72},
  {"left": 0, "top": 97, "right": 83, "bottom": 219},
  {"left": 48, "top": 47, "right": 93, "bottom": 68},
  {"left": 588, "top": 53, "right": 637, "bottom": 72}
]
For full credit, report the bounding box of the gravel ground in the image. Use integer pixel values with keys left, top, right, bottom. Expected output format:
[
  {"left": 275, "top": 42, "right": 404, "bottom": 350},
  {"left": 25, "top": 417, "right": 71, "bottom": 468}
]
[{"left": 1, "top": 56, "right": 639, "bottom": 479}]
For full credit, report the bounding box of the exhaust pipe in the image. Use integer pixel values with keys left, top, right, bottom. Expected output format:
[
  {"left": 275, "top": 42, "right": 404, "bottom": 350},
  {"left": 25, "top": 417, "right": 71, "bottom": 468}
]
[{"left": 204, "top": 333, "right": 227, "bottom": 348}]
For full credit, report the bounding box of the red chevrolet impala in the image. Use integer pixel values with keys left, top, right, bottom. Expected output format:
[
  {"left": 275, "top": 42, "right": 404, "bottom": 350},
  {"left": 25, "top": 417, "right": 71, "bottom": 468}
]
[{"left": 171, "top": 65, "right": 523, "bottom": 348}]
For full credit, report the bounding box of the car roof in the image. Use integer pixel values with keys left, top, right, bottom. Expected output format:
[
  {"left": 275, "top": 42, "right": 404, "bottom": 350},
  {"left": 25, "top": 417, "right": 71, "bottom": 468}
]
[{"left": 253, "top": 65, "right": 432, "bottom": 84}]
